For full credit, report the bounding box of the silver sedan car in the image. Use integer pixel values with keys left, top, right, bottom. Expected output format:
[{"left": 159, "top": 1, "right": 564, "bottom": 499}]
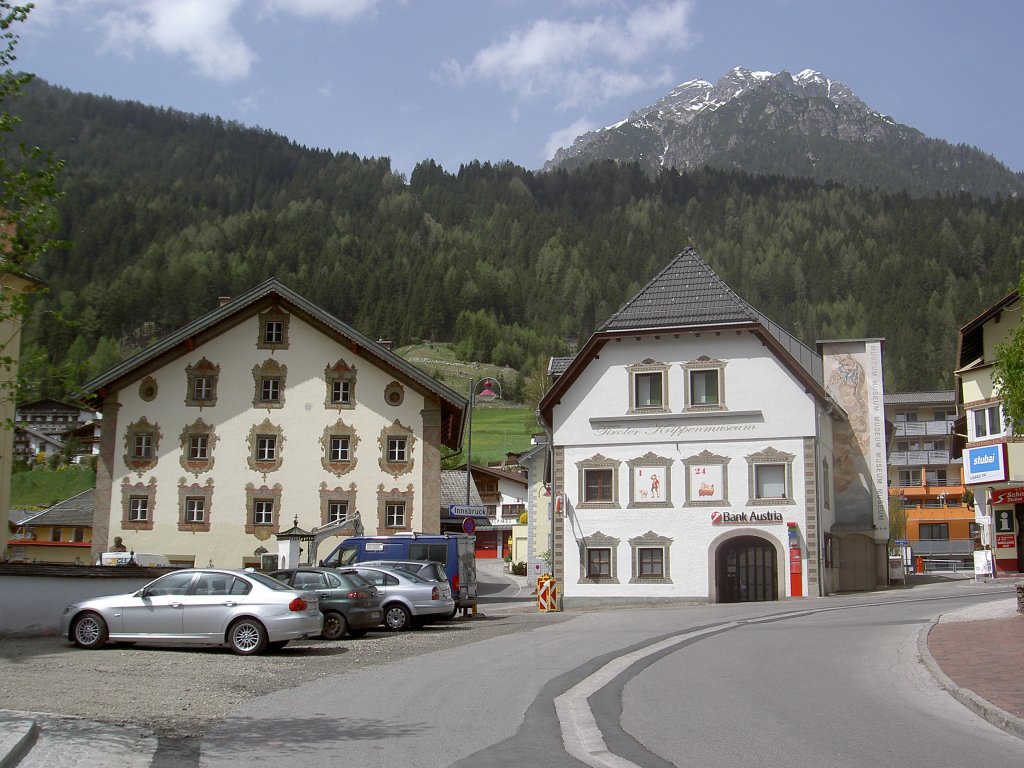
[
  {"left": 60, "top": 568, "right": 323, "bottom": 655},
  {"left": 349, "top": 565, "right": 454, "bottom": 631}
]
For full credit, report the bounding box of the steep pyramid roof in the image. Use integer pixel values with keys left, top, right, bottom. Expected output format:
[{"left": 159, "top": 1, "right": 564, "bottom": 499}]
[{"left": 600, "top": 247, "right": 760, "bottom": 331}]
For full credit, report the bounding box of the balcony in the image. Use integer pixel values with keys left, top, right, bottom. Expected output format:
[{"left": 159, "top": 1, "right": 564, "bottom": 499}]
[
  {"left": 908, "top": 538, "right": 975, "bottom": 556},
  {"left": 888, "top": 450, "right": 953, "bottom": 466},
  {"left": 893, "top": 420, "right": 953, "bottom": 438}
]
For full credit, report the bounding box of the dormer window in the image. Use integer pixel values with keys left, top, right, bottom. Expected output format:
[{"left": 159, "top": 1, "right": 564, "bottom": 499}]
[{"left": 257, "top": 309, "right": 290, "bottom": 350}]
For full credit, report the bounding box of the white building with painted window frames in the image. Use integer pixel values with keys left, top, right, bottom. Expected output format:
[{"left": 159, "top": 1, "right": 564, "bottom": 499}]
[
  {"left": 81, "top": 279, "right": 466, "bottom": 568},
  {"left": 539, "top": 248, "right": 889, "bottom": 605}
]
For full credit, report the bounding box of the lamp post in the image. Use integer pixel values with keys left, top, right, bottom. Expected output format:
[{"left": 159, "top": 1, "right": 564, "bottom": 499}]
[{"left": 466, "top": 377, "right": 501, "bottom": 503}]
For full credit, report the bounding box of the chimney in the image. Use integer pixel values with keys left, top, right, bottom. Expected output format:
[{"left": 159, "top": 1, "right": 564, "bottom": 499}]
[
  {"left": 376, "top": 337, "right": 393, "bottom": 351},
  {"left": 218, "top": 296, "right": 231, "bottom": 307}
]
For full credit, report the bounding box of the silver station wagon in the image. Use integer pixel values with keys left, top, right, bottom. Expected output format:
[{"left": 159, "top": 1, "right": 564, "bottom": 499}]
[{"left": 60, "top": 568, "right": 323, "bottom": 655}]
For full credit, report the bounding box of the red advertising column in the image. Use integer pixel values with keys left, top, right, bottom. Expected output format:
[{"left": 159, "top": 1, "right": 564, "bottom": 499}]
[
  {"left": 789, "top": 547, "right": 803, "bottom": 597},
  {"left": 787, "top": 522, "right": 802, "bottom": 597}
]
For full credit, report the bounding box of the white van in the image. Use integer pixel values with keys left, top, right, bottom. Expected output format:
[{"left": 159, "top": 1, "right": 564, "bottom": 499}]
[{"left": 97, "top": 552, "right": 171, "bottom": 567}]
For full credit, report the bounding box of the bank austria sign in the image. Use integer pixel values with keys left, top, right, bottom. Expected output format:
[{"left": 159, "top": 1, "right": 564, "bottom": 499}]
[
  {"left": 711, "top": 509, "right": 785, "bottom": 525},
  {"left": 963, "top": 444, "right": 1008, "bottom": 484}
]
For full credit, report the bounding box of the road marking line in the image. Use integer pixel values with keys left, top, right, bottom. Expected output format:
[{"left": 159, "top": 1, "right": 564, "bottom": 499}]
[{"left": 554, "top": 622, "right": 740, "bottom": 767}]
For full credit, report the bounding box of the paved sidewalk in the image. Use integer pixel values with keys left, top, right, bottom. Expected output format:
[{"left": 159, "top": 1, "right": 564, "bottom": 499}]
[{"left": 922, "top": 591, "right": 1024, "bottom": 740}]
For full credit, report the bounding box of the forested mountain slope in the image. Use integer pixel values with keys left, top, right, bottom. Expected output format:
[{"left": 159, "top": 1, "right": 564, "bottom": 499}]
[{"left": 14, "top": 79, "right": 1024, "bottom": 399}]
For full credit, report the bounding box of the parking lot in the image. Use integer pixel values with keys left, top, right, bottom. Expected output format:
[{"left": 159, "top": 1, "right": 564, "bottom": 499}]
[{"left": 0, "top": 608, "right": 561, "bottom": 738}]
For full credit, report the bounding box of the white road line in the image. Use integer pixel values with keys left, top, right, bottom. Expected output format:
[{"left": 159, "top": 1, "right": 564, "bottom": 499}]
[{"left": 554, "top": 622, "right": 740, "bottom": 767}]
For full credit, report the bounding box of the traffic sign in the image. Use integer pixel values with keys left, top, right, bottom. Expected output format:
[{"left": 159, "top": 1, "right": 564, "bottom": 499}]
[
  {"left": 462, "top": 517, "right": 477, "bottom": 534},
  {"left": 449, "top": 504, "right": 487, "bottom": 516}
]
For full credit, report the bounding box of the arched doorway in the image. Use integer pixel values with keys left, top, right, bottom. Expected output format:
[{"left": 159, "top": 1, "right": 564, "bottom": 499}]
[{"left": 716, "top": 536, "right": 778, "bottom": 602}]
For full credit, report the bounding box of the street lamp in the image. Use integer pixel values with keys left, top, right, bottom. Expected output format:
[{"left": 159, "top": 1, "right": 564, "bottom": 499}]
[{"left": 466, "top": 377, "right": 501, "bottom": 503}]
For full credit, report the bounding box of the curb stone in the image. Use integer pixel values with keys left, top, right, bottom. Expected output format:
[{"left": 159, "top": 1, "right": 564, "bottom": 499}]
[{"left": 0, "top": 718, "right": 37, "bottom": 768}]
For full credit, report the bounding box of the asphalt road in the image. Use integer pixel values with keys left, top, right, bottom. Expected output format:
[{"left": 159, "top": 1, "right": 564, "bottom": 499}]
[{"left": 195, "top": 581, "right": 1021, "bottom": 768}]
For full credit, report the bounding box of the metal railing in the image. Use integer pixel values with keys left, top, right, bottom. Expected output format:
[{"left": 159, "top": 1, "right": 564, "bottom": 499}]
[
  {"left": 922, "top": 558, "right": 969, "bottom": 573},
  {"left": 888, "top": 450, "right": 952, "bottom": 466},
  {"left": 893, "top": 420, "right": 954, "bottom": 437},
  {"left": 910, "top": 538, "right": 974, "bottom": 556}
]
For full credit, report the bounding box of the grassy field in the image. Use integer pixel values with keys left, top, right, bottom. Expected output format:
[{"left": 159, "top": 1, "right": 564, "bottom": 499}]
[
  {"left": 10, "top": 466, "right": 96, "bottom": 510},
  {"left": 447, "top": 406, "right": 539, "bottom": 467},
  {"left": 397, "top": 342, "right": 519, "bottom": 396}
]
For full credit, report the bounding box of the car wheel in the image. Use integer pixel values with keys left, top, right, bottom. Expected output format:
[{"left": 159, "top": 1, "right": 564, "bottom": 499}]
[
  {"left": 347, "top": 628, "right": 368, "bottom": 638},
  {"left": 383, "top": 603, "right": 412, "bottom": 631},
  {"left": 71, "top": 611, "right": 108, "bottom": 650},
  {"left": 265, "top": 640, "right": 290, "bottom": 652},
  {"left": 321, "top": 611, "right": 348, "bottom": 641},
  {"left": 227, "top": 618, "right": 268, "bottom": 655}
]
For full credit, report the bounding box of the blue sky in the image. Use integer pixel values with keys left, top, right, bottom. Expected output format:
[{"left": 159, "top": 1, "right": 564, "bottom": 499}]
[{"left": 16, "top": 1, "right": 1024, "bottom": 179}]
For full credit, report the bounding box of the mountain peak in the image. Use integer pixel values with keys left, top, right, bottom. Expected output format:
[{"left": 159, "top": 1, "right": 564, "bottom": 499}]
[{"left": 543, "top": 66, "right": 1024, "bottom": 197}]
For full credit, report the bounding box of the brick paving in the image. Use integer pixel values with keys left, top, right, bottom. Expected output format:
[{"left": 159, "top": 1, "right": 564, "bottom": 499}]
[{"left": 927, "top": 614, "right": 1024, "bottom": 719}]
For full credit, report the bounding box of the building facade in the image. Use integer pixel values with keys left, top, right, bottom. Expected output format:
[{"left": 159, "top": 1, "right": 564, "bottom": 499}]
[
  {"left": 884, "top": 391, "right": 973, "bottom": 565},
  {"left": 82, "top": 279, "right": 466, "bottom": 567},
  {"left": 539, "top": 248, "right": 889, "bottom": 605},
  {"left": 956, "top": 290, "right": 1023, "bottom": 575},
  {"left": 5, "top": 490, "right": 94, "bottom": 564}
]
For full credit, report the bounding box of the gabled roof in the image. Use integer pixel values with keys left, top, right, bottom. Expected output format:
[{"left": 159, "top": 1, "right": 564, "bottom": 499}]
[
  {"left": 16, "top": 489, "right": 94, "bottom": 528},
  {"left": 600, "top": 247, "right": 764, "bottom": 331},
  {"left": 15, "top": 425, "right": 64, "bottom": 447},
  {"left": 884, "top": 391, "right": 955, "bottom": 406},
  {"left": 460, "top": 463, "right": 528, "bottom": 488},
  {"left": 440, "top": 470, "right": 483, "bottom": 507},
  {"left": 955, "top": 289, "right": 1019, "bottom": 371},
  {"left": 540, "top": 247, "right": 831, "bottom": 423},
  {"left": 77, "top": 278, "right": 467, "bottom": 449}
]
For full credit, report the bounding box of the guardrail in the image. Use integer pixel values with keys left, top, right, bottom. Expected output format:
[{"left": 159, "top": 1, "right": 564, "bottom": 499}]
[{"left": 922, "top": 558, "right": 969, "bottom": 574}]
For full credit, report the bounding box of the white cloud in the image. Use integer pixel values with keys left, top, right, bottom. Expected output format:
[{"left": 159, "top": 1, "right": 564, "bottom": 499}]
[
  {"left": 88, "top": 0, "right": 379, "bottom": 84},
  {"left": 97, "top": 0, "right": 255, "bottom": 82},
  {"left": 454, "top": 1, "right": 696, "bottom": 109},
  {"left": 544, "top": 117, "right": 597, "bottom": 161},
  {"left": 263, "top": 0, "right": 378, "bottom": 21}
]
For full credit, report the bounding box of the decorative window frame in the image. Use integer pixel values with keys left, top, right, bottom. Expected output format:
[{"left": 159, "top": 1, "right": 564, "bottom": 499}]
[
  {"left": 139, "top": 376, "right": 158, "bottom": 403},
  {"left": 577, "top": 531, "right": 620, "bottom": 584},
  {"left": 120, "top": 477, "right": 156, "bottom": 531},
  {"left": 384, "top": 380, "right": 405, "bottom": 408},
  {"left": 627, "top": 452, "right": 672, "bottom": 508},
  {"left": 376, "top": 483, "right": 414, "bottom": 532},
  {"left": 324, "top": 359, "right": 357, "bottom": 410},
  {"left": 257, "top": 308, "right": 290, "bottom": 351},
  {"left": 628, "top": 531, "right": 673, "bottom": 584},
  {"left": 245, "top": 482, "right": 283, "bottom": 539},
  {"left": 124, "top": 417, "right": 161, "bottom": 476},
  {"left": 319, "top": 482, "right": 359, "bottom": 528},
  {"left": 321, "top": 419, "right": 359, "bottom": 476},
  {"left": 185, "top": 357, "right": 220, "bottom": 408},
  {"left": 378, "top": 420, "right": 415, "bottom": 477},
  {"left": 683, "top": 356, "right": 727, "bottom": 411},
  {"left": 252, "top": 358, "right": 287, "bottom": 410},
  {"left": 683, "top": 449, "right": 730, "bottom": 506},
  {"left": 177, "top": 477, "right": 214, "bottom": 532},
  {"left": 179, "top": 418, "right": 217, "bottom": 477},
  {"left": 745, "top": 446, "right": 796, "bottom": 506},
  {"left": 627, "top": 359, "right": 669, "bottom": 414},
  {"left": 247, "top": 419, "right": 284, "bottom": 476},
  {"left": 576, "top": 454, "right": 621, "bottom": 509}
]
